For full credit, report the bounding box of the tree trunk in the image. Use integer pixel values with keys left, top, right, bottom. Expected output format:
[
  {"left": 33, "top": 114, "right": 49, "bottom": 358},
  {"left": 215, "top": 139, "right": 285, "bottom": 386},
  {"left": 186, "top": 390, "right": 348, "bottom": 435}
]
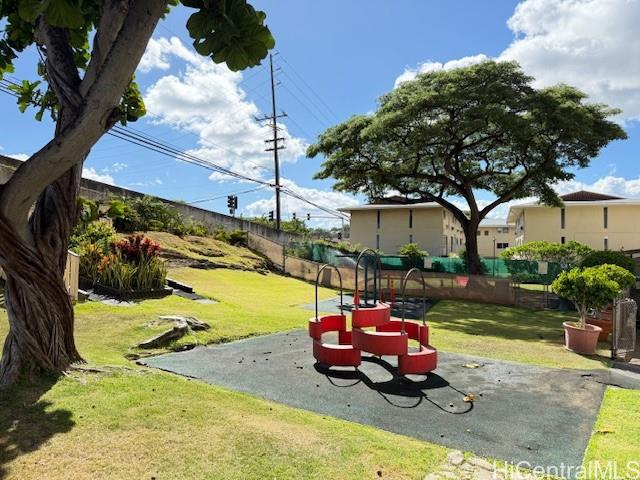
[
  {"left": 0, "top": 200, "right": 82, "bottom": 385},
  {"left": 0, "top": 142, "right": 84, "bottom": 387},
  {"left": 463, "top": 220, "right": 483, "bottom": 276}
]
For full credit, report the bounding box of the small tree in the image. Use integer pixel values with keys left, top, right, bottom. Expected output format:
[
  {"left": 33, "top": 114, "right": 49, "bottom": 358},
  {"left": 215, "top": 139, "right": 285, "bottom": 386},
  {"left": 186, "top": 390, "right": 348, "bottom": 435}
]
[
  {"left": 308, "top": 61, "right": 626, "bottom": 275},
  {"left": 501, "top": 240, "right": 593, "bottom": 267},
  {"left": 552, "top": 265, "right": 635, "bottom": 328},
  {"left": 398, "top": 243, "right": 428, "bottom": 259},
  {"left": 0, "top": 0, "right": 275, "bottom": 386}
]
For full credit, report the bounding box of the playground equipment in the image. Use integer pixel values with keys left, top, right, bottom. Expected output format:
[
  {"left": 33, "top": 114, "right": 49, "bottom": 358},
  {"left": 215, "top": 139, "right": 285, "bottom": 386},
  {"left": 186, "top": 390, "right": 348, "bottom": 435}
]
[{"left": 308, "top": 249, "right": 437, "bottom": 375}]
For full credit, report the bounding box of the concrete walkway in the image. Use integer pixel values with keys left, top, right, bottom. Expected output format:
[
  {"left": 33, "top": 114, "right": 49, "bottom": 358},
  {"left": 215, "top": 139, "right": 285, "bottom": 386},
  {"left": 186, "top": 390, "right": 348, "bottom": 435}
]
[{"left": 141, "top": 329, "right": 635, "bottom": 472}]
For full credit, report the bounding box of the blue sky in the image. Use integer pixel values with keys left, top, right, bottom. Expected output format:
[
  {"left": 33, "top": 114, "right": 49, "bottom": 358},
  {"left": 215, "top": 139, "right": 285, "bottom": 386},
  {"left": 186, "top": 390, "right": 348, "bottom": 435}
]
[{"left": 2, "top": 0, "right": 640, "bottom": 225}]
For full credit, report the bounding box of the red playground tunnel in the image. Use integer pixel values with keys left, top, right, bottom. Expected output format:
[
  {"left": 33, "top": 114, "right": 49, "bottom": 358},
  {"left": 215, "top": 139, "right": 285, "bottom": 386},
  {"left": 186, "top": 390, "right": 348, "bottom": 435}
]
[{"left": 308, "top": 249, "right": 438, "bottom": 376}]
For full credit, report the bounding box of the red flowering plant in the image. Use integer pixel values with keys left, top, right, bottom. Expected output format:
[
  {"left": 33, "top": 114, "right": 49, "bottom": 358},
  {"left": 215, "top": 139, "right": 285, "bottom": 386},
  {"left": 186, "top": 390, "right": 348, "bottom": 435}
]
[{"left": 112, "top": 234, "right": 161, "bottom": 263}]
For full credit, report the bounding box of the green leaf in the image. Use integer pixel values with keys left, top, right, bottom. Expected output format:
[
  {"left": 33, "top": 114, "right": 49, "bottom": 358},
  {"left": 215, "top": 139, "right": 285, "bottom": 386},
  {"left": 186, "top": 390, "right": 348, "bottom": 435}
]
[
  {"left": 17, "top": 0, "right": 50, "bottom": 23},
  {"left": 186, "top": 11, "right": 213, "bottom": 38},
  {"left": 45, "top": 0, "right": 84, "bottom": 29}
]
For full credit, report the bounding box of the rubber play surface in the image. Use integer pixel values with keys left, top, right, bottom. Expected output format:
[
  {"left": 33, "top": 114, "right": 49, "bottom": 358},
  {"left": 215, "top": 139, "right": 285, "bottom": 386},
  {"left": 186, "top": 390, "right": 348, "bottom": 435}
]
[{"left": 142, "top": 329, "right": 612, "bottom": 470}]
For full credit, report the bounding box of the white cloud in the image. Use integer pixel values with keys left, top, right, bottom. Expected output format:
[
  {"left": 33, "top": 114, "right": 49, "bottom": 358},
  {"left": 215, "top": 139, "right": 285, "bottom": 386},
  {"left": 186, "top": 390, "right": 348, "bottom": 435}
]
[
  {"left": 395, "top": 54, "right": 489, "bottom": 87},
  {"left": 395, "top": 0, "right": 640, "bottom": 120},
  {"left": 6, "top": 153, "right": 29, "bottom": 161},
  {"left": 129, "top": 178, "right": 163, "bottom": 187},
  {"left": 553, "top": 175, "right": 640, "bottom": 198},
  {"left": 138, "top": 37, "right": 202, "bottom": 73},
  {"left": 244, "top": 179, "right": 358, "bottom": 227},
  {"left": 110, "top": 162, "right": 128, "bottom": 173},
  {"left": 82, "top": 167, "right": 115, "bottom": 185},
  {"left": 141, "top": 37, "right": 307, "bottom": 182}
]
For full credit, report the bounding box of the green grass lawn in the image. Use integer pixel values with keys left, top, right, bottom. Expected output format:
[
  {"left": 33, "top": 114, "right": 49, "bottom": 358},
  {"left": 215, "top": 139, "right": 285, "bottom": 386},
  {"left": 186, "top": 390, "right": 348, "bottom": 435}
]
[
  {"left": 0, "top": 268, "right": 446, "bottom": 479},
  {"left": 0, "top": 268, "right": 632, "bottom": 478},
  {"left": 426, "top": 300, "right": 610, "bottom": 370},
  {"left": 583, "top": 387, "right": 640, "bottom": 479}
]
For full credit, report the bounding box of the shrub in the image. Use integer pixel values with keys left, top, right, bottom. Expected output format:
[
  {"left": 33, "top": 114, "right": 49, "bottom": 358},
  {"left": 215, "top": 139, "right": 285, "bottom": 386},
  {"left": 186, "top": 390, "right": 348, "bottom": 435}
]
[
  {"left": 501, "top": 240, "right": 593, "bottom": 266},
  {"left": 552, "top": 264, "right": 635, "bottom": 327},
  {"left": 213, "top": 229, "right": 247, "bottom": 246},
  {"left": 398, "top": 243, "right": 428, "bottom": 259},
  {"left": 70, "top": 219, "right": 117, "bottom": 253},
  {"left": 580, "top": 250, "right": 636, "bottom": 275}
]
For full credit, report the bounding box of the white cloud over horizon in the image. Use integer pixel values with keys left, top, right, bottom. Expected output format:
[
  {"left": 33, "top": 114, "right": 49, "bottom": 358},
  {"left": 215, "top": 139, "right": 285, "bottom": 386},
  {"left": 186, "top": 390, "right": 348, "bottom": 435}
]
[
  {"left": 82, "top": 167, "right": 115, "bottom": 185},
  {"left": 244, "top": 178, "right": 359, "bottom": 227},
  {"left": 140, "top": 37, "right": 307, "bottom": 182}
]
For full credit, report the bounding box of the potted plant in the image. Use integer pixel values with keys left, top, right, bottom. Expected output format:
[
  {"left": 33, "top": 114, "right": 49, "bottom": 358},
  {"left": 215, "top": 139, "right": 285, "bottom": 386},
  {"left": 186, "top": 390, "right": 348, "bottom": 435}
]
[
  {"left": 580, "top": 251, "right": 636, "bottom": 341},
  {"left": 552, "top": 264, "right": 635, "bottom": 354}
]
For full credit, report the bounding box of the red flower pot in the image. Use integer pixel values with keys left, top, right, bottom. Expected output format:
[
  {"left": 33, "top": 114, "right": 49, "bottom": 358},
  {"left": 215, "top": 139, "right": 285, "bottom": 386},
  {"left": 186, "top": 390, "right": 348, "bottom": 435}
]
[
  {"left": 586, "top": 318, "right": 612, "bottom": 342},
  {"left": 563, "top": 322, "right": 603, "bottom": 355}
]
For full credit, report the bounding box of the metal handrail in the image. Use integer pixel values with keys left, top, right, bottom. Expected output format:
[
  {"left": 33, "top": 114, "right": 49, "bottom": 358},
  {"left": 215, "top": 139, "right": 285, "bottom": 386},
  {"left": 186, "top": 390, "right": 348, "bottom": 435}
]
[
  {"left": 354, "top": 248, "right": 382, "bottom": 309},
  {"left": 400, "top": 267, "right": 427, "bottom": 335},
  {"left": 315, "top": 264, "right": 343, "bottom": 321}
]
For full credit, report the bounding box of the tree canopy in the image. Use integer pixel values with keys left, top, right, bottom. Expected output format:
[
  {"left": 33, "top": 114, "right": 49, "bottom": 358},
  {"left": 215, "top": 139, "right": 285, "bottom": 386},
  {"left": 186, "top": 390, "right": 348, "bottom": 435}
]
[{"left": 308, "top": 61, "right": 626, "bottom": 273}]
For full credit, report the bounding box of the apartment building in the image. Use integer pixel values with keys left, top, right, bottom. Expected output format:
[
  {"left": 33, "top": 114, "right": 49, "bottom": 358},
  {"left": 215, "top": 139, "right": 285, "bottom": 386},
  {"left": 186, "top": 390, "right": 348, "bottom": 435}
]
[
  {"left": 339, "top": 200, "right": 465, "bottom": 256},
  {"left": 476, "top": 219, "right": 516, "bottom": 257},
  {"left": 507, "top": 191, "right": 640, "bottom": 251}
]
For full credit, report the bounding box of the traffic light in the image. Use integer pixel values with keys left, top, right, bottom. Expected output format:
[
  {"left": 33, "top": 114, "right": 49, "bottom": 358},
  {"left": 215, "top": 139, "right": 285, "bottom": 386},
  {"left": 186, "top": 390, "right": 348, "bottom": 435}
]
[
  {"left": 306, "top": 213, "right": 311, "bottom": 221},
  {"left": 292, "top": 212, "right": 296, "bottom": 220},
  {"left": 227, "top": 195, "right": 238, "bottom": 216},
  {"left": 268, "top": 210, "right": 274, "bottom": 221}
]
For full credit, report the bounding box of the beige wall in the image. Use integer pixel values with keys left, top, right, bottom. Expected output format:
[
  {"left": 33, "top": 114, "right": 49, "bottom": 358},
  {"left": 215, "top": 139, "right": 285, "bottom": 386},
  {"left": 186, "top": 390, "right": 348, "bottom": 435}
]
[
  {"left": 348, "top": 207, "right": 465, "bottom": 256},
  {"left": 515, "top": 204, "right": 640, "bottom": 251},
  {"left": 476, "top": 226, "right": 516, "bottom": 257}
]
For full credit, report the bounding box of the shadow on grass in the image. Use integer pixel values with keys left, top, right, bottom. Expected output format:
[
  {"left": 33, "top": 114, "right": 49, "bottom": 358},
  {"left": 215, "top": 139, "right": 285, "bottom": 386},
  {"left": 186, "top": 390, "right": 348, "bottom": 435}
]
[
  {"left": 428, "top": 301, "right": 573, "bottom": 344},
  {"left": 0, "top": 376, "right": 74, "bottom": 479}
]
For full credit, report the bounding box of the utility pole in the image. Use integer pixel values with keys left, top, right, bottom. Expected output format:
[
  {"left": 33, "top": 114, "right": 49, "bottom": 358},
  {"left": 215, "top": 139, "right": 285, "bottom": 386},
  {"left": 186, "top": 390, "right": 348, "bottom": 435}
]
[{"left": 256, "top": 53, "right": 286, "bottom": 230}]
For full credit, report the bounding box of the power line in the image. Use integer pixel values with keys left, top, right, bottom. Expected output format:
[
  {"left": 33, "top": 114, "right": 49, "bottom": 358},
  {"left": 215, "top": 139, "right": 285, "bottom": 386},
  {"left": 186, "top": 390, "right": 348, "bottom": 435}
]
[
  {"left": 278, "top": 54, "right": 340, "bottom": 122},
  {"left": 0, "top": 77, "right": 348, "bottom": 222},
  {"left": 187, "top": 185, "right": 269, "bottom": 205}
]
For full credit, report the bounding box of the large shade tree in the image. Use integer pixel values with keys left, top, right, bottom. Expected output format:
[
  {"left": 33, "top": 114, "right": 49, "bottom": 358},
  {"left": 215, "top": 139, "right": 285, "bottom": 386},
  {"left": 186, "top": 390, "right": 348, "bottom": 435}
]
[
  {"left": 308, "top": 61, "right": 626, "bottom": 274},
  {"left": 0, "top": 0, "right": 275, "bottom": 386}
]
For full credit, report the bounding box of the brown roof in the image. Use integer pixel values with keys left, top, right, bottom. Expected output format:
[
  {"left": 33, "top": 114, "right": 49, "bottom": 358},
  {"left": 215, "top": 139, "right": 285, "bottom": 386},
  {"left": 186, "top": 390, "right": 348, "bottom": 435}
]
[
  {"left": 560, "top": 190, "right": 624, "bottom": 202},
  {"left": 370, "top": 195, "right": 429, "bottom": 205}
]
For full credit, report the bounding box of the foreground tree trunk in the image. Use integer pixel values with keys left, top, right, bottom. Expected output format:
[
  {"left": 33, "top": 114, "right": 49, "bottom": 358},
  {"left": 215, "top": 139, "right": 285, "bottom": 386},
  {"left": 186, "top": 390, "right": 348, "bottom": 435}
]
[{"left": 0, "top": 163, "right": 84, "bottom": 385}]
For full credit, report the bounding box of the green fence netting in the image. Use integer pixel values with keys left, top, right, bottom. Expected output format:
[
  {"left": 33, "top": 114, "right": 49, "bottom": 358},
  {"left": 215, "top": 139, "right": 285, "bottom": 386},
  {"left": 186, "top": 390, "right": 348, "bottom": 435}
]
[{"left": 285, "top": 241, "right": 564, "bottom": 284}]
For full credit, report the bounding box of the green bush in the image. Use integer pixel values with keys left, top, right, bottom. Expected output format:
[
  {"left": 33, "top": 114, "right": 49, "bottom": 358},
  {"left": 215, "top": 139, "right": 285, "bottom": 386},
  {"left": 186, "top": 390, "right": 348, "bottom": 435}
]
[
  {"left": 501, "top": 240, "right": 593, "bottom": 265},
  {"left": 213, "top": 229, "right": 247, "bottom": 246},
  {"left": 70, "top": 220, "right": 117, "bottom": 253},
  {"left": 552, "top": 264, "right": 636, "bottom": 327},
  {"left": 580, "top": 250, "right": 636, "bottom": 275},
  {"left": 398, "top": 243, "right": 428, "bottom": 259}
]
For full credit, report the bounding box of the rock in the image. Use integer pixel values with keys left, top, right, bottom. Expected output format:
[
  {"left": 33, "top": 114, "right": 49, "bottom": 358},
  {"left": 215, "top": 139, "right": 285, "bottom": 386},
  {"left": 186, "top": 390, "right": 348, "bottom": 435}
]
[
  {"left": 158, "top": 315, "right": 211, "bottom": 330},
  {"left": 138, "top": 321, "right": 188, "bottom": 348},
  {"left": 440, "top": 472, "right": 457, "bottom": 479},
  {"left": 447, "top": 450, "right": 465, "bottom": 466},
  {"left": 423, "top": 474, "right": 440, "bottom": 480},
  {"left": 468, "top": 457, "right": 495, "bottom": 471}
]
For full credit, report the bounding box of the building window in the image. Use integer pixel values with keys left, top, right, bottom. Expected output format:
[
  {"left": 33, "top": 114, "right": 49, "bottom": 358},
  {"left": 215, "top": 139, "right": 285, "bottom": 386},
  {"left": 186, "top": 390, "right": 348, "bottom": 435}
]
[
  {"left": 496, "top": 242, "right": 509, "bottom": 249},
  {"left": 604, "top": 237, "right": 609, "bottom": 251},
  {"left": 409, "top": 209, "right": 413, "bottom": 228},
  {"left": 496, "top": 227, "right": 509, "bottom": 234},
  {"left": 604, "top": 207, "right": 608, "bottom": 229},
  {"left": 376, "top": 234, "right": 380, "bottom": 250},
  {"left": 484, "top": 230, "right": 489, "bottom": 236},
  {"left": 376, "top": 210, "right": 380, "bottom": 229},
  {"left": 561, "top": 208, "right": 565, "bottom": 229},
  {"left": 561, "top": 236, "right": 566, "bottom": 244},
  {"left": 409, "top": 234, "right": 413, "bottom": 243}
]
